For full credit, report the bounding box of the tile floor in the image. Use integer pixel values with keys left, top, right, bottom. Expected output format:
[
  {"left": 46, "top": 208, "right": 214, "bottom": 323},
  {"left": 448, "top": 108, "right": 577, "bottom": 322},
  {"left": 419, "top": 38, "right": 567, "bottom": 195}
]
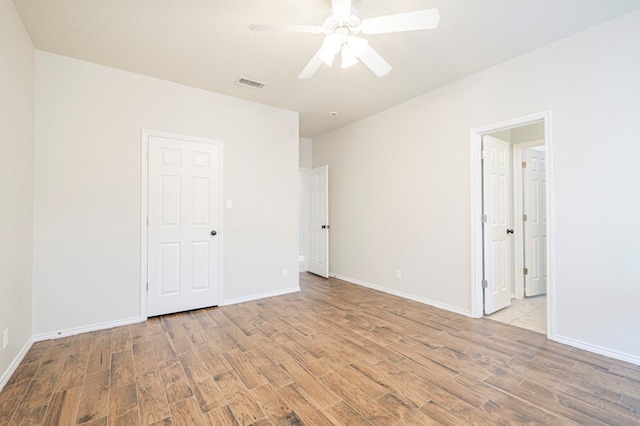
[{"left": 486, "top": 295, "right": 547, "bottom": 334}]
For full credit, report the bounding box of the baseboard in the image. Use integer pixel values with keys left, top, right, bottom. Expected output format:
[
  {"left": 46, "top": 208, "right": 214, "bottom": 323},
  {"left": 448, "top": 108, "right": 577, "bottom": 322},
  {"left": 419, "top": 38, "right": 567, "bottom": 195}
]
[
  {"left": 32, "top": 316, "right": 144, "bottom": 343},
  {"left": 331, "top": 273, "right": 473, "bottom": 317},
  {"left": 554, "top": 334, "right": 640, "bottom": 366},
  {"left": 221, "top": 287, "right": 301, "bottom": 306},
  {"left": 0, "top": 337, "right": 34, "bottom": 392}
]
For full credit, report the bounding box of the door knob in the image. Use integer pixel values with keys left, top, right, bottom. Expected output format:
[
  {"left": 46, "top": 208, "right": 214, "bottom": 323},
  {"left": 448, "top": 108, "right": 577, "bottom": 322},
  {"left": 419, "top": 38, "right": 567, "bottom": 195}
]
[
  {"left": 507, "top": 229, "right": 514, "bottom": 234},
  {"left": 210, "top": 230, "right": 217, "bottom": 236}
]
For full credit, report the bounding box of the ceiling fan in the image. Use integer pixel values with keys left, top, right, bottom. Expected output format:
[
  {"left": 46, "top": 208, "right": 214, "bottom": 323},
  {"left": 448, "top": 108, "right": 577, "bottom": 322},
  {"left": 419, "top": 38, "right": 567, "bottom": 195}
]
[{"left": 250, "top": 0, "right": 440, "bottom": 79}]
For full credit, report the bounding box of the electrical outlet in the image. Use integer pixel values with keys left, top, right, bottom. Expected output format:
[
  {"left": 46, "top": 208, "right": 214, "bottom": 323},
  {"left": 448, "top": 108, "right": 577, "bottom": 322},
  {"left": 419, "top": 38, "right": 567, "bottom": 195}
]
[
  {"left": 395, "top": 270, "right": 402, "bottom": 280},
  {"left": 282, "top": 268, "right": 288, "bottom": 278},
  {"left": 3, "top": 329, "right": 8, "bottom": 349}
]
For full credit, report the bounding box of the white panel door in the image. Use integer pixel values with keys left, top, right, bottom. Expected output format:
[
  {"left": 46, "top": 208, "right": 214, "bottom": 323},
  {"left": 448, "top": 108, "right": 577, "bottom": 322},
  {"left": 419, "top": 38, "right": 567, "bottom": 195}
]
[
  {"left": 148, "top": 136, "right": 220, "bottom": 316},
  {"left": 483, "top": 135, "right": 512, "bottom": 314},
  {"left": 524, "top": 148, "right": 547, "bottom": 297},
  {"left": 306, "top": 165, "right": 329, "bottom": 278}
]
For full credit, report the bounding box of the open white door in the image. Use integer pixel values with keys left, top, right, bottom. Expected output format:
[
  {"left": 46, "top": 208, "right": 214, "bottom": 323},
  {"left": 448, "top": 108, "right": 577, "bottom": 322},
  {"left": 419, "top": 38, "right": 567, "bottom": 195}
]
[
  {"left": 147, "top": 135, "right": 220, "bottom": 316},
  {"left": 524, "top": 148, "right": 547, "bottom": 296},
  {"left": 306, "top": 165, "right": 329, "bottom": 277},
  {"left": 483, "top": 135, "right": 513, "bottom": 314}
]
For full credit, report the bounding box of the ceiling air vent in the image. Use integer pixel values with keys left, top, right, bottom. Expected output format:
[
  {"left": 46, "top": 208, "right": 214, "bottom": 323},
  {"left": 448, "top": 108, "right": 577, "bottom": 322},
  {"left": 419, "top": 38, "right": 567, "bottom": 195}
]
[{"left": 235, "top": 77, "right": 267, "bottom": 90}]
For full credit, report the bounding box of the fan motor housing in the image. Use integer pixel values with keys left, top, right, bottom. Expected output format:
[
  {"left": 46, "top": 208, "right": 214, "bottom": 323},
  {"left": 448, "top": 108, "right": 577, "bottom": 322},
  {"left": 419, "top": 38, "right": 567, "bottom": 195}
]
[{"left": 323, "top": 9, "right": 361, "bottom": 35}]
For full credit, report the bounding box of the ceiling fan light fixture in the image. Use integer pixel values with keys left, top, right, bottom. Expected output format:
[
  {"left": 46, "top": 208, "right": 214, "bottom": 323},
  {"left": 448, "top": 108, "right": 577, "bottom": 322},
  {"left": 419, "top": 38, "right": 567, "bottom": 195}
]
[
  {"left": 340, "top": 45, "right": 358, "bottom": 68},
  {"left": 319, "top": 33, "right": 343, "bottom": 65},
  {"left": 346, "top": 36, "right": 368, "bottom": 57},
  {"left": 318, "top": 49, "right": 336, "bottom": 66}
]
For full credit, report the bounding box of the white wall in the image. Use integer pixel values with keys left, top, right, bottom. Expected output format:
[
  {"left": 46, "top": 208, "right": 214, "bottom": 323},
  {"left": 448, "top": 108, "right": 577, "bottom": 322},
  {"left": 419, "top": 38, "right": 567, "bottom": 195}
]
[
  {"left": 33, "top": 52, "right": 300, "bottom": 336},
  {"left": 298, "top": 137, "right": 312, "bottom": 259},
  {"left": 313, "top": 10, "right": 640, "bottom": 361},
  {"left": 0, "top": 0, "right": 34, "bottom": 386},
  {"left": 299, "top": 137, "right": 313, "bottom": 169}
]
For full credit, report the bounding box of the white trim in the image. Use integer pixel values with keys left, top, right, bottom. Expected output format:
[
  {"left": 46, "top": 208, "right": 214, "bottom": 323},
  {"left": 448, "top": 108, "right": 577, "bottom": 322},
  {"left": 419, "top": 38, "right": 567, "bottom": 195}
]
[
  {"left": 140, "top": 130, "right": 149, "bottom": 318},
  {"left": 298, "top": 255, "right": 305, "bottom": 262},
  {"left": 140, "top": 129, "right": 224, "bottom": 319},
  {"left": 32, "top": 316, "right": 143, "bottom": 342},
  {"left": 512, "top": 144, "right": 525, "bottom": 299},
  {"left": 469, "top": 128, "right": 483, "bottom": 319},
  {"left": 220, "top": 287, "right": 300, "bottom": 306},
  {"left": 555, "top": 335, "right": 640, "bottom": 366},
  {"left": 333, "top": 274, "right": 473, "bottom": 317},
  {"left": 469, "top": 111, "right": 556, "bottom": 340},
  {"left": 543, "top": 114, "right": 556, "bottom": 340},
  {"left": 0, "top": 338, "right": 33, "bottom": 392}
]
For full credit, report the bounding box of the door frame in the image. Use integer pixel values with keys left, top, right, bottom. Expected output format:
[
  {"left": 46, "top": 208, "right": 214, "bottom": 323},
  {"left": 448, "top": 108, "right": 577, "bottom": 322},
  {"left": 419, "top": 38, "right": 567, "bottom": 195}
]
[
  {"left": 140, "top": 129, "right": 224, "bottom": 319},
  {"left": 469, "top": 111, "right": 555, "bottom": 338}
]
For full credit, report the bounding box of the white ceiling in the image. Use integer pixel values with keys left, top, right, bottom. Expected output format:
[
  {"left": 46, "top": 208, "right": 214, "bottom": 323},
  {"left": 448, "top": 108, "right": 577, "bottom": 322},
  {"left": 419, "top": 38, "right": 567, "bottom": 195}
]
[{"left": 13, "top": 0, "right": 640, "bottom": 138}]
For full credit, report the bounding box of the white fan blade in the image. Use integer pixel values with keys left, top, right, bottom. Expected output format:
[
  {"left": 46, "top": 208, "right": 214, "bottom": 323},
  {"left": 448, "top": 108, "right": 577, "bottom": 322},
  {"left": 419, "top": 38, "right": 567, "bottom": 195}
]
[
  {"left": 332, "top": 0, "right": 351, "bottom": 17},
  {"left": 360, "top": 9, "right": 440, "bottom": 35},
  {"left": 249, "top": 24, "right": 324, "bottom": 34},
  {"left": 298, "top": 48, "right": 325, "bottom": 79},
  {"left": 357, "top": 45, "right": 392, "bottom": 77}
]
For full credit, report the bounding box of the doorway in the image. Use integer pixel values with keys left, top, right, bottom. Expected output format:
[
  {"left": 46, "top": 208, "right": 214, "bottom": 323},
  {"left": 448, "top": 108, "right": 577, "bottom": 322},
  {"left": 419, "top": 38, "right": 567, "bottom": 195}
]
[{"left": 470, "top": 112, "right": 555, "bottom": 337}]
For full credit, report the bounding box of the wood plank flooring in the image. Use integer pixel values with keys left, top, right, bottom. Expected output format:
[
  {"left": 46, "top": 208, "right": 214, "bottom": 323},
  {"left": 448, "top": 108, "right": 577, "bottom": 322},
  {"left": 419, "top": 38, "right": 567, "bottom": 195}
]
[{"left": 1, "top": 272, "right": 639, "bottom": 425}]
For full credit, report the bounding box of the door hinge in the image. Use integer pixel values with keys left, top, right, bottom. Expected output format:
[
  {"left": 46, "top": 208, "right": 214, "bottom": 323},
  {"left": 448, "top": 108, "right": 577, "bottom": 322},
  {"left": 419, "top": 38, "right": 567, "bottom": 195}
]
[
  {"left": 481, "top": 214, "right": 488, "bottom": 223},
  {"left": 482, "top": 279, "right": 488, "bottom": 288},
  {"left": 521, "top": 161, "right": 527, "bottom": 168},
  {"left": 522, "top": 214, "right": 528, "bottom": 222},
  {"left": 481, "top": 150, "right": 486, "bottom": 160},
  {"left": 523, "top": 268, "right": 528, "bottom": 275},
  {"left": 146, "top": 217, "right": 149, "bottom": 226},
  {"left": 146, "top": 282, "right": 149, "bottom": 291}
]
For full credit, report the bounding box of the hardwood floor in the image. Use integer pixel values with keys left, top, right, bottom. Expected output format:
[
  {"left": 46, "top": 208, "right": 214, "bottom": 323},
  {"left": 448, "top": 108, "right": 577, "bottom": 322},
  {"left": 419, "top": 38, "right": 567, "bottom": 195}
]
[{"left": 1, "top": 273, "right": 639, "bottom": 425}]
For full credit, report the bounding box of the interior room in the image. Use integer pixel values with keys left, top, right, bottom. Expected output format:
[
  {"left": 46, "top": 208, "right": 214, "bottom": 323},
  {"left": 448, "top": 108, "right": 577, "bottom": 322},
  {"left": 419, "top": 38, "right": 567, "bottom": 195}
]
[{"left": 2, "top": 0, "right": 640, "bottom": 424}]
